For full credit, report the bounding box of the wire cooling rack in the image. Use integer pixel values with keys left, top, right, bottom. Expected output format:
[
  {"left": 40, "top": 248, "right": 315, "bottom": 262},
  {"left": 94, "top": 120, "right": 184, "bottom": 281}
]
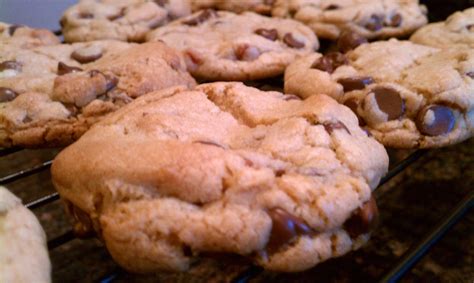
[{"left": 1, "top": 146, "right": 472, "bottom": 282}]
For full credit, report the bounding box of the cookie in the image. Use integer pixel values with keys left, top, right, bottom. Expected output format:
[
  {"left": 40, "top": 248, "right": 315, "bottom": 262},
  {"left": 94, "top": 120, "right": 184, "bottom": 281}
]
[
  {"left": 272, "top": 0, "right": 428, "bottom": 40},
  {"left": 0, "top": 41, "right": 196, "bottom": 148},
  {"left": 52, "top": 82, "right": 388, "bottom": 273},
  {"left": 284, "top": 39, "right": 474, "bottom": 148},
  {"left": 0, "top": 187, "right": 51, "bottom": 283},
  {"left": 0, "top": 40, "right": 133, "bottom": 97},
  {"left": 61, "top": 0, "right": 191, "bottom": 43},
  {"left": 146, "top": 10, "right": 318, "bottom": 81},
  {"left": 190, "top": 0, "right": 275, "bottom": 15},
  {"left": 0, "top": 21, "right": 60, "bottom": 49},
  {"left": 410, "top": 8, "right": 474, "bottom": 48}
]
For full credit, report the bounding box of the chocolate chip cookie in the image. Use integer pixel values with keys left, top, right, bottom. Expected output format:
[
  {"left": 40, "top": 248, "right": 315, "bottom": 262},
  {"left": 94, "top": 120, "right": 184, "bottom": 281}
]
[
  {"left": 0, "top": 186, "right": 51, "bottom": 283},
  {"left": 285, "top": 39, "right": 474, "bottom": 148},
  {"left": 272, "top": 0, "right": 428, "bottom": 40},
  {"left": 0, "top": 42, "right": 196, "bottom": 148},
  {"left": 190, "top": 0, "right": 275, "bottom": 15},
  {"left": 52, "top": 82, "right": 388, "bottom": 273},
  {"left": 0, "top": 21, "right": 60, "bottom": 49},
  {"left": 61, "top": 0, "right": 191, "bottom": 43},
  {"left": 146, "top": 10, "right": 318, "bottom": 81},
  {"left": 410, "top": 8, "right": 474, "bottom": 48}
]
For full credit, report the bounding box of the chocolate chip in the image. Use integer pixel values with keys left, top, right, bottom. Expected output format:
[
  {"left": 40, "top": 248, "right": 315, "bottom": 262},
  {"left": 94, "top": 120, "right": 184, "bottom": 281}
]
[
  {"left": 337, "top": 76, "right": 374, "bottom": 92},
  {"left": 8, "top": 25, "right": 23, "bottom": 36},
  {"left": 59, "top": 17, "right": 67, "bottom": 28},
  {"left": 0, "top": 87, "right": 18, "bottom": 102},
  {"left": 283, "top": 33, "right": 305, "bottom": 49},
  {"left": 104, "top": 74, "right": 119, "bottom": 92},
  {"left": 57, "top": 62, "right": 83, "bottom": 76},
  {"left": 153, "top": 0, "right": 169, "bottom": 6},
  {"left": 311, "top": 52, "right": 347, "bottom": 74},
  {"left": 344, "top": 197, "right": 379, "bottom": 238},
  {"left": 323, "top": 121, "right": 350, "bottom": 135},
  {"left": 193, "top": 140, "right": 225, "bottom": 149},
  {"left": 365, "top": 14, "right": 384, "bottom": 31},
  {"left": 337, "top": 30, "right": 368, "bottom": 53},
  {"left": 79, "top": 12, "right": 94, "bottom": 19},
  {"left": 255, "top": 28, "right": 278, "bottom": 41},
  {"left": 344, "top": 98, "right": 365, "bottom": 126},
  {"left": 467, "top": 72, "right": 474, "bottom": 78},
  {"left": 416, "top": 105, "right": 455, "bottom": 136},
  {"left": 325, "top": 4, "right": 340, "bottom": 10},
  {"left": 71, "top": 46, "right": 103, "bottom": 64},
  {"left": 0, "top": 60, "right": 22, "bottom": 72},
  {"left": 282, "top": 94, "right": 301, "bottom": 101},
  {"left": 373, "top": 87, "right": 405, "bottom": 120},
  {"left": 389, "top": 13, "right": 402, "bottom": 27},
  {"left": 22, "top": 116, "right": 32, "bottom": 123},
  {"left": 183, "top": 9, "right": 216, "bottom": 26},
  {"left": 108, "top": 8, "right": 126, "bottom": 21},
  {"left": 267, "top": 208, "right": 313, "bottom": 253},
  {"left": 235, "top": 45, "right": 260, "bottom": 61}
]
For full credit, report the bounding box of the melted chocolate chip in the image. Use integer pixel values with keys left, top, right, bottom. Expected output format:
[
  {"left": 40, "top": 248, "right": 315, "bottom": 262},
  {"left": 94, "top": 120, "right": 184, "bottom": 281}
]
[
  {"left": 0, "top": 87, "right": 18, "bottom": 102},
  {"left": 22, "top": 116, "right": 32, "bottom": 123},
  {"left": 323, "top": 121, "right": 351, "bottom": 135},
  {"left": 365, "top": 14, "right": 384, "bottom": 31},
  {"left": 104, "top": 74, "right": 119, "bottom": 92},
  {"left": 337, "top": 30, "right": 368, "bottom": 53},
  {"left": 344, "top": 197, "right": 379, "bottom": 238},
  {"left": 183, "top": 9, "right": 216, "bottom": 26},
  {"left": 71, "top": 47, "right": 103, "bottom": 64},
  {"left": 153, "top": 0, "right": 169, "bottom": 6},
  {"left": 283, "top": 33, "right": 305, "bottom": 49},
  {"left": 267, "top": 208, "right": 313, "bottom": 253},
  {"left": 467, "top": 72, "right": 474, "bottom": 78},
  {"left": 325, "top": 4, "right": 340, "bottom": 10},
  {"left": 389, "top": 13, "right": 403, "bottom": 27},
  {"left": 8, "top": 25, "right": 23, "bottom": 36},
  {"left": 235, "top": 45, "right": 260, "bottom": 61},
  {"left": 79, "top": 12, "right": 94, "bottom": 19},
  {"left": 338, "top": 76, "right": 374, "bottom": 92},
  {"left": 344, "top": 98, "right": 365, "bottom": 126},
  {"left": 57, "top": 62, "right": 83, "bottom": 76},
  {"left": 373, "top": 87, "right": 405, "bottom": 120},
  {"left": 193, "top": 140, "right": 225, "bottom": 149},
  {"left": 282, "top": 94, "right": 301, "bottom": 101},
  {"left": 255, "top": 28, "right": 278, "bottom": 41},
  {"left": 108, "top": 8, "right": 126, "bottom": 21},
  {"left": 311, "top": 52, "right": 347, "bottom": 73},
  {"left": 0, "top": 60, "right": 22, "bottom": 72},
  {"left": 416, "top": 105, "right": 455, "bottom": 136}
]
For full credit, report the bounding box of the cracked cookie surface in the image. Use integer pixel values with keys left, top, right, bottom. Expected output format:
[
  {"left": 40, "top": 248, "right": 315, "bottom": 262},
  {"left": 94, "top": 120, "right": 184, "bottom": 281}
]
[
  {"left": 0, "top": 186, "right": 51, "bottom": 283},
  {"left": 61, "top": 0, "right": 191, "bottom": 42},
  {"left": 272, "top": 0, "right": 427, "bottom": 40},
  {"left": 52, "top": 82, "right": 388, "bottom": 273},
  {"left": 190, "top": 0, "right": 275, "bottom": 15},
  {"left": 0, "top": 41, "right": 196, "bottom": 148},
  {"left": 284, "top": 39, "right": 474, "bottom": 148},
  {"left": 410, "top": 8, "right": 474, "bottom": 49},
  {"left": 146, "top": 10, "right": 318, "bottom": 81}
]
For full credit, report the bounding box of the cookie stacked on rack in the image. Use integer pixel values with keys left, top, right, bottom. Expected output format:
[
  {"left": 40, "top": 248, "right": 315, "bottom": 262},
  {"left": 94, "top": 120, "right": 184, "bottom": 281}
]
[{"left": 0, "top": 0, "right": 472, "bottom": 278}]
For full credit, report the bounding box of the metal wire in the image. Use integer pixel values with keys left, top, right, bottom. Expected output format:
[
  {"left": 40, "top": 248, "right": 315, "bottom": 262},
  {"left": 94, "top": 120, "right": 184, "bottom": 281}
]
[
  {"left": 26, "top": 192, "right": 60, "bottom": 209},
  {"left": 0, "top": 159, "right": 52, "bottom": 185},
  {"left": 380, "top": 189, "right": 474, "bottom": 283}
]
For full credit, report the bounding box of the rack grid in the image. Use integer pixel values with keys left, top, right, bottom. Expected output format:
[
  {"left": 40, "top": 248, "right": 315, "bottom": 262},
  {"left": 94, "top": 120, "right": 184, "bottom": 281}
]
[{"left": 1, "top": 147, "right": 472, "bottom": 282}]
